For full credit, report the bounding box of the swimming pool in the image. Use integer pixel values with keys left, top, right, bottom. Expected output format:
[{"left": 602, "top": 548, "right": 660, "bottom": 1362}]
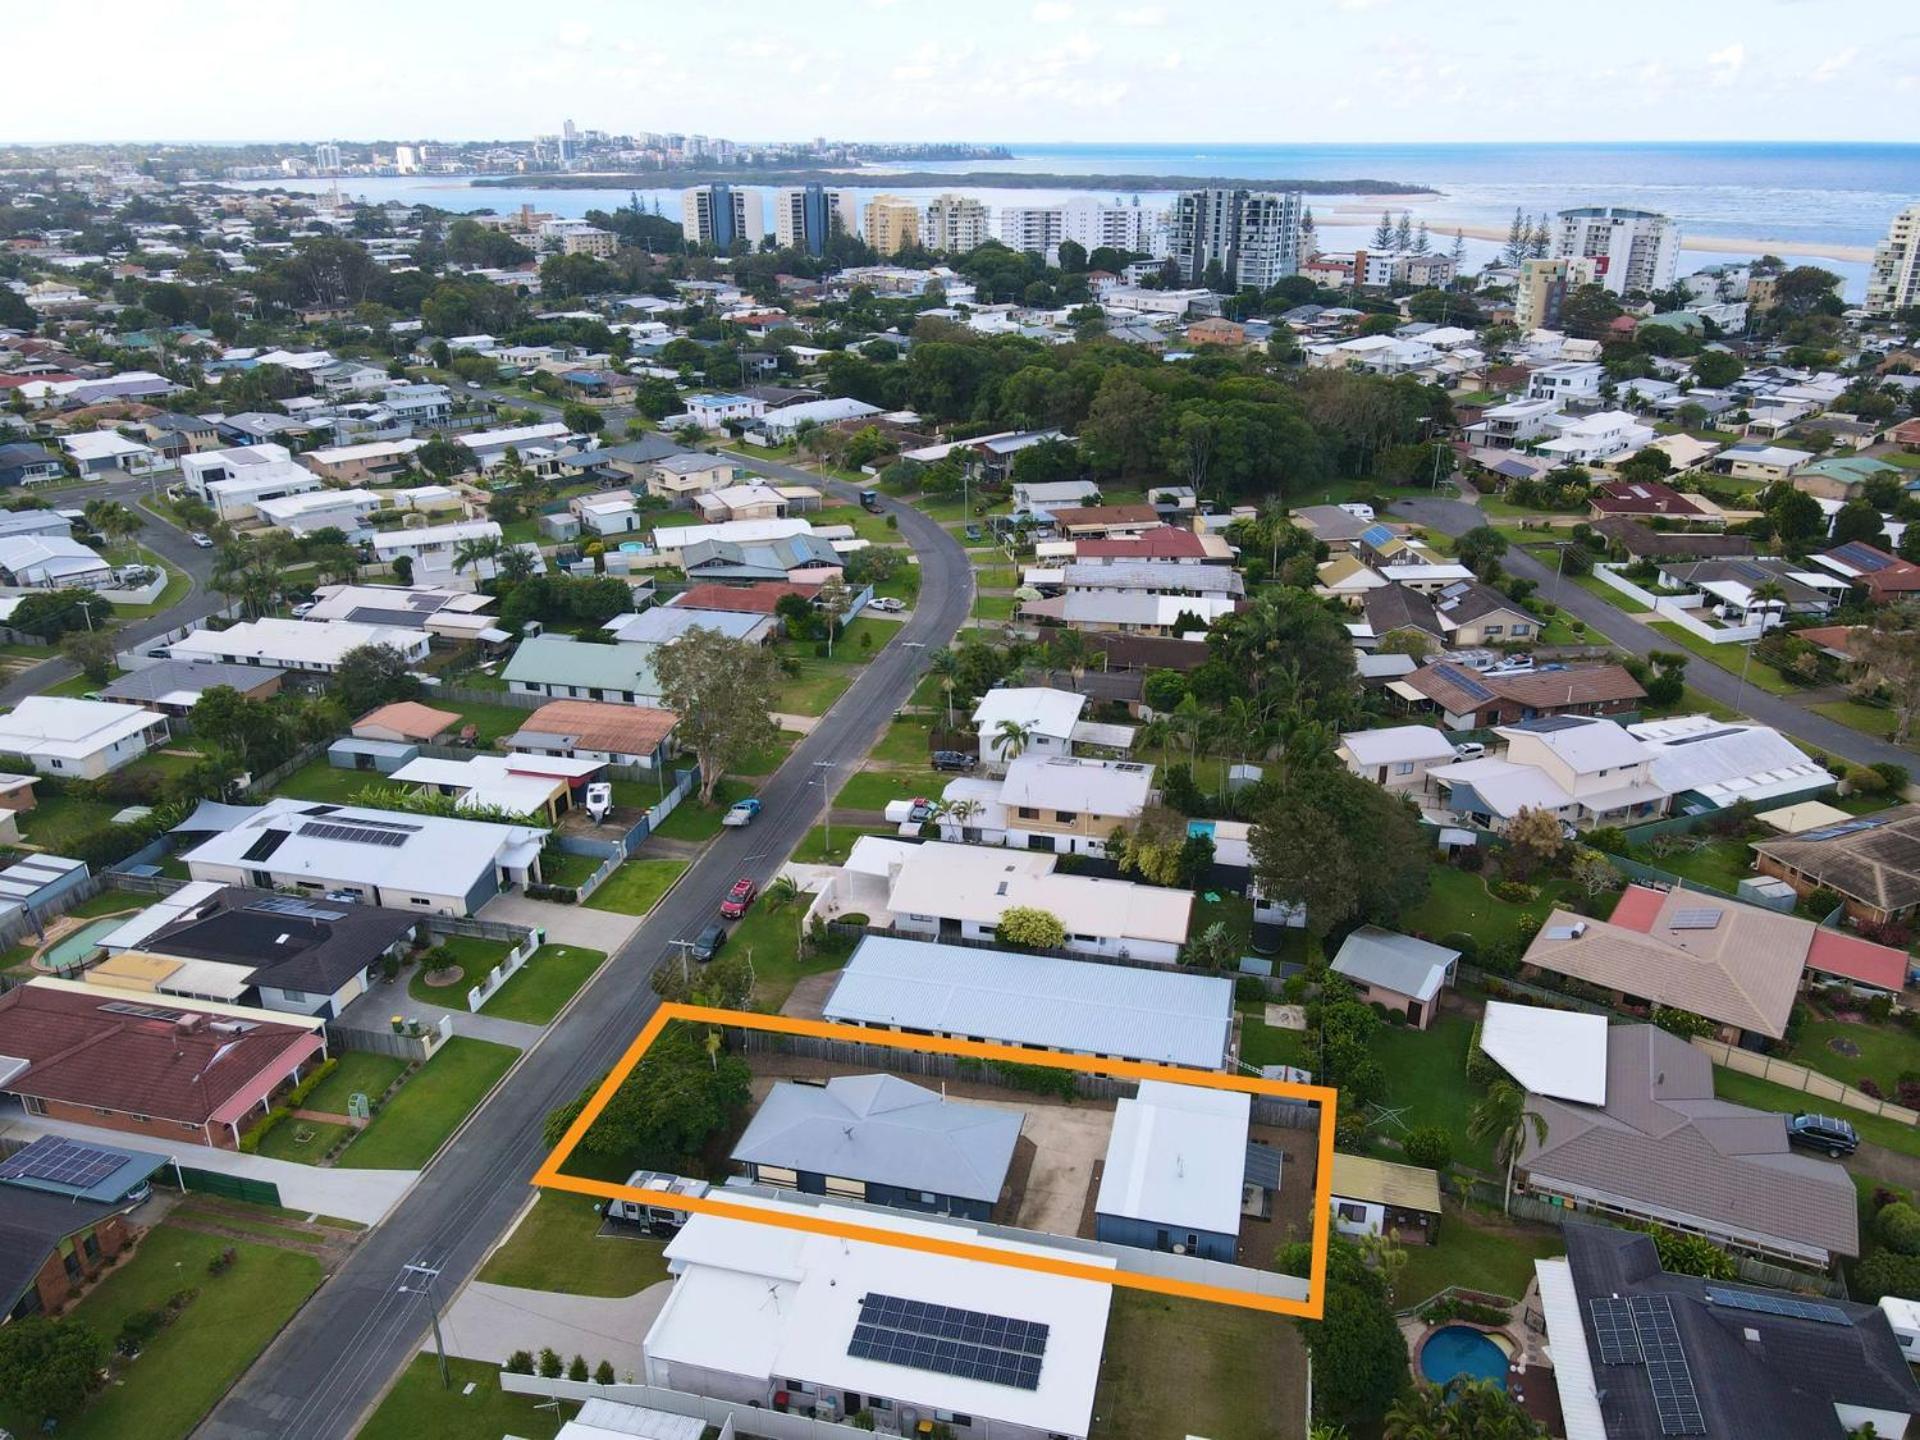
[
  {"left": 39, "top": 916, "right": 132, "bottom": 972},
  {"left": 1418, "top": 1325, "right": 1509, "bottom": 1390}
]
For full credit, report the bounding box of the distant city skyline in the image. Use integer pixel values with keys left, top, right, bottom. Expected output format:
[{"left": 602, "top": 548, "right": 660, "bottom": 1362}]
[{"left": 12, "top": 0, "right": 1919, "bottom": 146}]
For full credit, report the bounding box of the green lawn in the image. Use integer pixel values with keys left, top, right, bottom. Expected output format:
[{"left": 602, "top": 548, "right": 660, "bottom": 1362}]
[
  {"left": 304, "top": 1051, "right": 408, "bottom": 1115},
  {"left": 18, "top": 793, "right": 120, "bottom": 850},
  {"left": 871, "top": 560, "right": 922, "bottom": 603},
  {"left": 477, "top": 1190, "right": 668, "bottom": 1295},
  {"left": 835, "top": 614, "right": 902, "bottom": 660},
  {"left": 585, "top": 858, "right": 688, "bottom": 915},
  {"left": 1395, "top": 1202, "right": 1565, "bottom": 1307},
  {"left": 872, "top": 714, "right": 937, "bottom": 766},
  {"left": 1791, "top": 1013, "right": 1920, "bottom": 1094},
  {"left": 109, "top": 550, "right": 194, "bottom": 619},
  {"left": 811, "top": 504, "right": 902, "bottom": 544},
  {"left": 338, "top": 1037, "right": 518, "bottom": 1169},
  {"left": 449, "top": 700, "right": 544, "bottom": 744},
  {"left": 734, "top": 727, "right": 800, "bottom": 775},
  {"left": 254, "top": 1115, "right": 351, "bottom": 1162},
  {"left": 1237, "top": 1003, "right": 1313, "bottom": 1071},
  {"left": 1402, "top": 867, "right": 1579, "bottom": 951},
  {"left": 358, "top": 1356, "right": 568, "bottom": 1440},
  {"left": 1624, "top": 834, "right": 1756, "bottom": 893},
  {"left": 1813, "top": 699, "right": 1909, "bottom": 745},
  {"left": 1645, "top": 683, "right": 1742, "bottom": 722},
  {"left": 774, "top": 657, "right": 857, "bottom": 715},
  {"left": 536, "top": 849, "right": 602, "bottom": 889},
  {"left": 407, "top": 935, "right": 514, "bottom": 1006},
  {"left": 1370, "top": 1013, "right": 1500, "bottom": 1172},
  {"left": 270, "top": 757, "right": 382, "bottom": 806},
  {"left": 1712, "top": 1067, "right": 1920, "bottom": 1162},
  {"left": 972, "top": 592, "right": 1017, "bottom": 621},
  {"left": 648, "top": 777, "right": 754, "bottom": 842},
  {"left": 789, "top": 823, "right": 895, "bottom": 866},
  {"left": 1569, "top": 570, "right": 1653, "bottom": 613},
  {"left": 481, "top": 944, "right": 607, "bottom": 1025},
  {"left": 1091, "top": 1289, "right": 1307, "bottom": 1440},
  {"left": 1190, "top": 891, "right": 1255, "bottom": 951},
  {"left": 836, "top": 768, "right": 936, "bottom": 812},
  {"left": 0, "top": 1226, "right": 322, "bottom": 1440},
  {"left": 63, "top": 889, "right": 157, "bottom": 919},
  {"left": 726, "top": 890, "right": 858, "bottom": 1010},
  {"left": 1648, "top": 622, "right": 1799, "bottom": 696}
]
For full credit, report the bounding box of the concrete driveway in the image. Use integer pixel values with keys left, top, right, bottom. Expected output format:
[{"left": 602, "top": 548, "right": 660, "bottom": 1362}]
[
  {"left": 431, "top": 1279, "right": 671, "bottom": 1378},
  {"left": 965, "top": 1095, "right": 1116, "bottom": 1237},
  {"left": 481, "top": 893, "right": 643, "bottom": 951}
]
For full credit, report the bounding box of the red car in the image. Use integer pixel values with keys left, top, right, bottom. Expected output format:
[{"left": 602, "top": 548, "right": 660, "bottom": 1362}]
[{"left": 720, "top": 877, "right": 758, "bottom": 919}]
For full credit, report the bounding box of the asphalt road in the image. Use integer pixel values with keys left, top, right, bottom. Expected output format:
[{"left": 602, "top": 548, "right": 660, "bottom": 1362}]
[
  {"left": 0, "top": 471, "right": 224, "bottom": 706},
  {"left": 1393, "top": 494, "right": 1916, "bottom": 771},
  {"left": 196, "top": 472, "right": 973, "bottom": 1440}
]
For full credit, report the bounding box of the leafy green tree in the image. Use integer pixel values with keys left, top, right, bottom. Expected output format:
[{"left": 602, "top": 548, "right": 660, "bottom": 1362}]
[
  {"left": 543, "top": 1026, "right": 750, "bottom": 1171},
  {"left": 1250, "top": 763, "right": 1430, "bottom": 939},
  {"left": 651, "top": 626, "right": 780, "bottom": 805},
  {"left": 1766, "top": 484, "right": 1826, "bottom": 551},
  {"left": 1691, "top": 349, "right": 1743, "bottom": 388},
  {"left": 562, "top": 402, "right": 606, "bottom": 435},
  {"left": 1648, "top": 1227, "right": 1737, "bottom": 1279},
  {"left": 60, "top": 628, "right": 116, "bottom": 684},
  {"left": 334, "top": 643, "right": 423, "bottom": 717},
  {"left": 1283, "top": 1237, "right": 1409, "bottom": 1429},
  {"left": 1830, "top": 498, "right": 1887, "bottom": 549},
  {"left": 1454, "top": 525, "right": 1510, "bottom": 578},
  {"left": 1385, "top": 1378, "right": 1545, "bottom": 1438},
  {"left": 997, "top": 906, "right": 1066, "bottom": 951},
  {"left": 0, "top": 1316, "right": 108, "bottom": 1423}
]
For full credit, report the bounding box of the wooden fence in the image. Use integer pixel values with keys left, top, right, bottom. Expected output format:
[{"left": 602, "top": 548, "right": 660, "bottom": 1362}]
[
  {"left": 1691, "top": 1036, "right": 1919, "bottom": 1125},
  {"left": 328, "top": 1013, "right": 453, "bottom": 1063}
]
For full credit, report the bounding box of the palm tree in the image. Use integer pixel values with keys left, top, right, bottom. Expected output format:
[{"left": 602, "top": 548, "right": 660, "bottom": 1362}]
[
  {"left": 451, "top": 535, "right": 505, "bottom": 577},
  {"left": 1386, "top": 1377, "right": 1545, "bottom": 1438},
  {"left": 1469, "top": 1078, "right": 1548, "bottom": 1215},
  {"left": 496, "top": 545, "right": 540, "bottom": 584},
  {"left": 992, "top": 718, "right": 1034, "bottom": 766},
  {"left": 942, "top": 796, "right": 983, "bottom": 840},
  {"left": 1749, "top": 578, "right": 1786, "bottom": 633},
  {"left": 926, "top": 648, "right": 961, "bottom": 729},
  {"left": 765, "top": 874, "right": 801, "bottom": 911}
]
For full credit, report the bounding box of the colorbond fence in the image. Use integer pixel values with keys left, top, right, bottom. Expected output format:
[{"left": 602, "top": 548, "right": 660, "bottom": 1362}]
[{"left": 1691, "top": 1036, "right": 1919, "bottom": 1125}]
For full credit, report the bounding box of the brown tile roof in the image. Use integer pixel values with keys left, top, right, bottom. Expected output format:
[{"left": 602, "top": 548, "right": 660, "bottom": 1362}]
[
  {"left": 1752, "top": 802, "right": 1920, "bottom": 914},
  {"left": 1520, "top": 1025, "right": 1857, "bottom": 1259},
  {"left": 0, "top": 984, "right": 321, "bottom": 1126},
  {"left": 1590, "top": 479, "right": 1708, "bottom": 518},
  {"left": 1592, "top": 518, "right": 1755, "bottom": 560},
  {"left": 670, "top": 582, "right": 819, "bottom": 615},
  {"left": 1049, "top": 504, "right": 1160, "bottom": 529},
  {"left": 1075, "top": 527, "right": 1211, "bottom": 561},
  {"left": 353, "top": 701, "right": 461, "bottom": 741},
  {"left": 1522, "top": 886, "right": 1808, "bottom": 1038},
  {"left": 515, "top": 699, "right": 679, "bottom": 756},
  {"left": 1489, "top": 664, "right": 1646, "bottom": 709}
]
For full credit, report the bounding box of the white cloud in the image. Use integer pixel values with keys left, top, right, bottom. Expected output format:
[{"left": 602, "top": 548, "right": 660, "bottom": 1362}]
[
  {"left": 1032, "top": 0, "right": 1074, "bottom": 20},
  {"left": 1115, "top": 4, "right": 1166, "bottom": 23},
  {"left": 1706, "top": 42, "right": 1745, "bottom": 85},
  {"left": 1811, "top": 47, "right": 1858, "bottom": 83}
]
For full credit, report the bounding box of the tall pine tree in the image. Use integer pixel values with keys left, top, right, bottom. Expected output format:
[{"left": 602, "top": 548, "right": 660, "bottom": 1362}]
[
  {"left": 1451, "top": 228, "right": 1467, "bottom": 266},
  {"left": 1503, "top": 207, "right": 1529, "bottom": 266},
  {"left": 1530, "top": 214, "right": 1552, "bottom": 258},
  {"left": 1371, "top": 211, "right": 1395, "bottom": 250},
  {"left": 1412, "top": 220, "right": 1431, "bottom": 255},
  {"left": 1392, "top": 211, "right": 1414, "bottom": 252}
]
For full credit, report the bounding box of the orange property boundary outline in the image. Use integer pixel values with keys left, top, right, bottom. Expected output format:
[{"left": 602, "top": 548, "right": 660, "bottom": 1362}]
[{"left": 532, "top": 1002, "right": 1337, "bottom": 1318}]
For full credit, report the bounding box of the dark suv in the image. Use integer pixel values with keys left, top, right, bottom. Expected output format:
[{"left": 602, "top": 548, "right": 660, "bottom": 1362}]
[
  {"left": 1786, "top": 1112, "right": 1858, "bottom": 1157},
  {"left": 689, "top": 923, "right": 727, "bottom": 963},
  {"left": 931, "top": 750, "right": 977, "bottom": 773}
]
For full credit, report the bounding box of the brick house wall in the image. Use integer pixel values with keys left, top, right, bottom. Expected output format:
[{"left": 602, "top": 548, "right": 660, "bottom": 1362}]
[{"left": 26, "top": 1213, "right": 132, "bottom": 1316}]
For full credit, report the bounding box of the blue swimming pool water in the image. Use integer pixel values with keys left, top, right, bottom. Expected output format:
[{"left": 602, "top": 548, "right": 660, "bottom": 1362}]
[
  {"left": 1419, "top": 1325, "right": 1509, "bottom": 1391},
  {"left": 40, "top": 916, "right": 130, "bottom": 971}
]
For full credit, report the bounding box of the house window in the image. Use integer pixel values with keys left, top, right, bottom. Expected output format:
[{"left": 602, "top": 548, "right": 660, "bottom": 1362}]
[
  {"left": 1054, "top": 811, "right": 1078, "bottom": 823},
  {"left": 410, "top": 898, "right": 431, "bottom": 907},
  {"left": 281, "top": 989, "right": 308, "bottom": 1002},
  {"left": 1484, "top": 624, "right": 1504, "bottom": 636},
  {"left": 1017, "top": 807, "right": 1039, "bottom": 820},
  {"left": 1393, "top": 761, "right": 1414, "bottom": 776},
  {"left": 756, "top": 1165, "right": 798, "bottom": 1190},
  {"left": 1512, "top": 623, "right": 1531, "bottom": 636},
  {"left": 1337, "top": 1201, "right": 1369, "bottom": 1223}
]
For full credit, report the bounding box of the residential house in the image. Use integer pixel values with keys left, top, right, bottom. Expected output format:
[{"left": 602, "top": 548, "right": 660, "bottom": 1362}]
[
  {"left": 677, "top": 392, "right": 765, "bottom": 430},
  {"left": 1363, "top": 581, "right": 1537, "bottom": 650},
  {"left": 505, "top": 699, "right": 678, "bottom": 771},
  {"left": 1392, "top": 661, "right": 1646, "bottom": 731},
  {"left": 1290, "top": 505, "right": 1374, "bottom": 551},
  {"left": 503, "top": 633, "right": 662, "bottom": 706},
  {"left": 60, "top": 430, "right": 159, "bottom": 476},
  {"left": 351, "top": 701, "right": 461, "bottom": 746},
  {"left": 389, "top": 752, "right": 604, "bottom": 823},
  {"left": 940, "top": 755, "right": 1155, "bottom": 857},
  {"left": 91, "top": 882, "right": 418, "bottom": 1020},
  {"left": 1657, "top": 556, "right": 1849, "bottom": 624},
  {"left": 1535, "top": 1222, "right": 1919, "bottom": 1440},
  {"left": 603, "top": 604, "right": 774, "bottom": 649},
  {"left": 808, "top": 837, "right": 1192, "bottom": 965},
  {"left": 1328, "top": 1154, "right": 1443, "bottom": 1245},
  {"left": 370, "top": 519, "right": 513, "bottom": 588},
  {"left": 1428, "top": 714, "right": 1668, "bottom": 828},
  {"left": 173, "top": 795, "right": 548, "bottom": 916},
  {"left": 1813, "top": 540, "right": 1920, "bottom": 603},
  {"left": 1792, "top": 454, "right": 1896, "bottom": 502},
  {"left": 731, "top": 1075, "right": 1022, "bottom": 1222},
  {"left": 0, "top": 978, "right": 328, "bottom": 1150},
  {"left": 695, "top": 482, "right": 791, "bottom": 524},
  {"left": 971, "top": 687, "right": 1086, "bottom": 772},
  {"left": 1010, "top": 478, "right": 1101, "bottom": 515},
  {"left": 1516, "top": 1024, "right": 1857, "bottom": 1265},
  {"left": 1753, "top": 803, "right": 1920, "bottom": 925},
  {"left": 1328, "top": 927, "right": 1459, "bottom": 1029},
  {"left": 822, "top": 935, "right": 1235, "bottom": 1070},
  {"left": 1588, "top": 479, "right": 1714, "bottom": 523},
  {"left": 0, "top": 534, "right": 111, "bottom": 588},
  {"left": 1463, "top": 396, "right": 1559, "bottom": 451},
  {"left": 1067, "top": 525, "right": 1227, "bottom": 565},
  {"left": 181, "top": 443, "right": 321, "bottom": 520},
  {"left": 1592, "top": 518, "right": 1754, "bottom": 563},
  {"left": 1713, "top": 442, "right": 1813, "bottom": 484},
  {"left": 569, "top": 489, "right": 641, "bottom": 535},
  {"left": 645, "top": 453, "right": 742, "bottom": 504},
  {"left": 1044, "top": 504, "right": 1161, "bottom": 540},
  {"left": 1626, "top": 714, "right": 1832, "bottom": 811},
  {"left": 1527, "top": 361, "right": 1604, "bottom": 404},
  {"left": 1094, "top": 1081, "right": 1266, "bottom": 1264},
  {"left": 1316, "top": 554, "right": 1389, "bottom": 606},
  {"left": 677, "top": 534, "right": 842, "bottom": 585},
  {"left": 0, "top": 1187, "right": 135, "bottom": 1321},
  {"left": 747, "top": 395, "right": 883, "bottom": 443},
  {"left": 642, "top": 1198, "right": 1113, "bottom": 1440},
  {"left": 96, "top": 659, "right": 283, "bottom": 717},
  {"left": 300, "top": 437, "right": 428, "bottom": 484},
  {"left": 0, "top": 442, "right": 65, "bottom": 488},
  {"left": 299, "top": 583, "right": 504, "bottom": 644},
  {"left": 666, "top": 580, "right": 820, "bottom": 617},
  {"left": 1534, "top": 410, "right": 1656, "bottom": 465},
  {"left": 168, "top": 617, "right": 431, "bottom": 675},
  {"left": 457, "top": 422, "right": 571, "bottom": 468},
  {"left": 1337, "top": 725, "right": 1459, "bottom": 792},
  {"left": 1022, "top": 588, "right": 1238, "bottom": 636},
  {"left": 0, "top": 697, "right": 169, "bottom": 778}
]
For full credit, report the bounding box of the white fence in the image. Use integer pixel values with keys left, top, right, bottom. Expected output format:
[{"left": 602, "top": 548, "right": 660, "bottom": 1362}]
[
  {"left": 464, "top": 928, "right": 544, "bottom": 1012},
  {"left": 501, "top": 1374, "right": 866, "bottom": 1440},
  {"left": 1591, "top": 564, "right": 1766, "bottom": 644}
]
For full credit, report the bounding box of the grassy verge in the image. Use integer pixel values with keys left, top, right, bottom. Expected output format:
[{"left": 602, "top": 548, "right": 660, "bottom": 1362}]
[
  {"left": 648, "top": 777, "right": 754, "bottom": 842},
  {"left": 1568, "top": 570, "right": 1653, "bottom": 613},
  {"left": 476, "top": 1190, "right": 668, "bottom": 1295},
  {"left": 357, "top": 1356, "right": 566, "bottom": 1440},
  {"left": 1813, "top": 700, "right": 1907, "bottom": 745},
  {"left": 338, "top": 1037, "right": 518, "bottom": 1169},
  {"left": 972, "top": 592, "right": 1017, "bottom": 621},
  {"left": 1092, "top": 1289, "right": 1308, "bottom": 1440},
  {"left": 1648, "top": 622, "right": 1798, "bottom": 696},
  {"left": 481, "top": 944, "right": 607, "bottom": 1025},
  {"left": 789, "top": 824, "right": 895, "bottom": 866},
  {"left": 0, "top": 1226, "right": 322, "bottom": 1440},
  {"left": 1712, "top": 1067, "right": 1920, "bottom": 1163},
  {"left": 774, "top": 656, "right": 857, "bottom": 715},
  {"left": 835, "top": 769, "right": 936, "bottom": 812},
  {"left": 584, "top": 858, "right": 688, "bottom": 915}
]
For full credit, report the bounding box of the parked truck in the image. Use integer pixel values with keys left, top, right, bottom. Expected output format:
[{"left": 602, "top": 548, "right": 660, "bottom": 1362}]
[{"left": 721, "top": 797, "right": 762, "bottom": 827}]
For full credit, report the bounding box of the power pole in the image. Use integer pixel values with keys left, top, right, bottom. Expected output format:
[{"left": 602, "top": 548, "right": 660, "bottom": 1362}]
[{"left": 401, "top": 1261, "right": 449, "bottom": 1388}]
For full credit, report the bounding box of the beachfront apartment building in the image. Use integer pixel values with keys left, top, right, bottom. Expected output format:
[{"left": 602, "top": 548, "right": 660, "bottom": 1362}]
[
  {"left": 923, "top": 193, "right": 992, "bottom": 253},
  {"left": 863, "top": 195, "right": 922, "bottom": 255},
  {"left": 681, "top": 184, "right": 762, "bottom": 248},
  {"left": 1514, "top": 255, "right": 1601, "bottom": 332},
  {"left": 1867, "top": 203, "right": 1920, "bottom": 317},
  {"left": 1553, "top": 207, "right": 1680, "bottom": 296},
  {"left": 773, "top": 184, "right": 857, "bottom": 256},
  {"left": 1168, "top": 188, "right": 1304, "bottom": 290}
]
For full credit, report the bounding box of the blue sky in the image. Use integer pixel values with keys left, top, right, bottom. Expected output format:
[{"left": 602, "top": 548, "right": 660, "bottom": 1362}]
[{"left": 13, "top": 0, "right": 1920, "bottom": 145}]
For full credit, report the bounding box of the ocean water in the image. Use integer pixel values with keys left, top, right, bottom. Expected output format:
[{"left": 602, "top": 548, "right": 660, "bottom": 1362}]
[{"left": 240, "top": 141, "right": 1920, "bottom": 297}]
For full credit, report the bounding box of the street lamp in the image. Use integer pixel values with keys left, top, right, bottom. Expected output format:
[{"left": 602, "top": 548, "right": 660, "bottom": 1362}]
[{"left": 812, "top": 760, "right": 835, "bottom": 858}]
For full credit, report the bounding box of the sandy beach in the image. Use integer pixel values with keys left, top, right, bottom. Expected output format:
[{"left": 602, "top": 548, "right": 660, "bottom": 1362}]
[{"left": 1322, "top": 202, "right": 1873, "bottom": 263}]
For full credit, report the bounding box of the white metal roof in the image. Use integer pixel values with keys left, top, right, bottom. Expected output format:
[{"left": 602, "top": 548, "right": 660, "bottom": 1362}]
[
  {"left": 0, "top": 697, "right": 163, "bottom": 761},
  {"left": 971, "top": 686, "right": 1086, "bottom": 742},
  {"left": 1534, "top": 1258, "right": 1608, "bottom": 1440},
  {"left": 1480, "top": 1000, "right": 1609, "bottom": 1105},
  {"left": 876, "top": 840, "right": 1192, "bottom": 946},
  {"left": 999, "top": 756, "right": 1152, "bottom": 817},
  {"left": 1096, "top": 1080, "right": 1250, "bottom": 1238},
  {"left": 1340, "top": 725, "right": 1457, "bottom": 766},
  {"left": 170, "top": 617, "right": 429, "bottom": 668}
]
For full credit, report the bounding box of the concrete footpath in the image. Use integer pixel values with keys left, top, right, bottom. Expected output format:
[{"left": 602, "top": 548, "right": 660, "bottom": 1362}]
[
  {"left": 0, "top": 1108, "right": 418, "bottom": 1224},
  {"left": 429, "top": 1279, "right": 671, "bottom": 1378}
]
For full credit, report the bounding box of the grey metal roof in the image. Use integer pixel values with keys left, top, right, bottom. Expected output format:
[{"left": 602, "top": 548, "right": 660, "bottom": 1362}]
[
  {"left": 1330, "top": 926, "right": 1458, "bottom": 1003},
  {"left": 0, "top": 1188, "right": 123, "bottom": 1314},
  {"left": 731, "top": 1075, "right": 1021, "bottom": 1203},
  {"left": 824, "top": 936, "right": 1234, "bottom": 1069},
  {"left": 99, "top": 658, "right": 284, "bottom": 704}
]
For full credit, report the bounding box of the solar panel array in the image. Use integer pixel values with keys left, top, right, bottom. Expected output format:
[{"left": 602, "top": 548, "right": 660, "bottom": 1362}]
[
  {"left": 98, "top": 1000, "right": 184, "bottom": 1021},
  {"left": 1431, "top": 662, "right": 1495, "bottom": 703},
  {"left": 249, "top": 896, "right": 349, "bottom": 922},
  {"left": 0, "top": 1137, "right": 123, "bottom": 1191},
  {"left": 1833, "top": 541, "right": 1893, "bottom": 573},
  {"left": 299, "top": 820, "right": 419, "bottom": 848},
  {"left": 1796, "top": 816, "right": 1890, "bottom": 843},
  {"left": 1704, "top": 1285, "right": 1853, "bottom": 1327},
  {"left": 1630, "top": 1295, "right": 1705, "bottom": 1436},
  {"left": 1588, "top": 1297, "right": 1641, "bottom": 1364},
  {"left": 1669, "top": 907, "right": 1725, "bottom": 931},
  {"left": 847, "top": 1293, "right": 1049, "bottom": 1391}
]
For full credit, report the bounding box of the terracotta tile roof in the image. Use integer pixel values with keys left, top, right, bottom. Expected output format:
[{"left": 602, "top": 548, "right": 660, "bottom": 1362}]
[
  {"left": 0, "top": 984, "right": 321, "bottom": 1126},
  {"left": 669, "top": 582, "right": 819, "bottom": 615},
  {"left": 1591, "top": 479, "right": 1708, "bottom": 518},
  {"left": 1805, "top": 928, "right": 1910, "bottom": 991},
  {"left": 352, "top": 701, "right": 461, "bottom": 741},
  {"left": 515, "top": 699, "right": 679, "bottom": 756},
  {"left": 1075, "top": 527, "right": 1210, "bottom": 560},
  {"left": 1488, "top": 665, "right": 1647, "bottom": 709},
  {"left": 1048, "top": 504, "right": 1160, "bottom": 528}
]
